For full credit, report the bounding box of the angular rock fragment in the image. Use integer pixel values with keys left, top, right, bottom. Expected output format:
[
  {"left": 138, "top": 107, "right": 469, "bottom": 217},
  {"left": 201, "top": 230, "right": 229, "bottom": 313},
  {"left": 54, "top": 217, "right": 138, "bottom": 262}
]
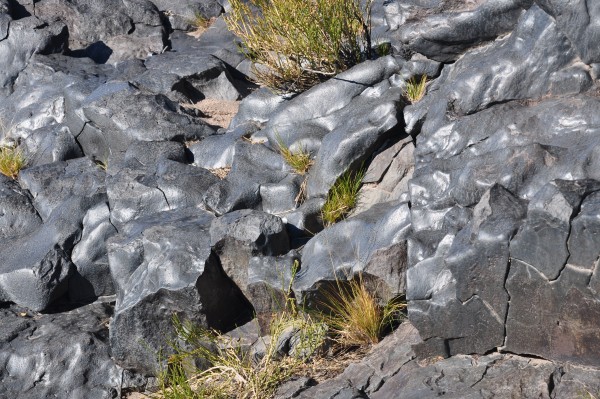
[{"left": 209, "top": 209, "right": 290, "bottom": 296}]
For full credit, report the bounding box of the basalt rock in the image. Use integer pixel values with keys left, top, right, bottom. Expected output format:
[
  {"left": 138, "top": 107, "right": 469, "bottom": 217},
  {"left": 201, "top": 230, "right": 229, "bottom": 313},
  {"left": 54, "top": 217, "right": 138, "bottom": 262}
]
[{"left": 108, "top": 210, "right": 253, "bottom": 374}]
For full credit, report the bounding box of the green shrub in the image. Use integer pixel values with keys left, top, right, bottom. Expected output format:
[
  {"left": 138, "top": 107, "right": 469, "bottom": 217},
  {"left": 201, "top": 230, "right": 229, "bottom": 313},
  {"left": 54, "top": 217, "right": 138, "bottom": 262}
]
[
  {"left": 225, "top": 0, "right": 374, "bottom": 92},
  {"left": 321, "top": 167, "right": 365, "bottom": 225}
]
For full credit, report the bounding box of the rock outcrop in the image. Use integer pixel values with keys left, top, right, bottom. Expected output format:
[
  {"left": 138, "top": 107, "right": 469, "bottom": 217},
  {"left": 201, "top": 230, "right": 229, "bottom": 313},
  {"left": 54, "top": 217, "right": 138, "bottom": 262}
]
[{"left": 1, "top": 0, "right": 600, "bottom": 396}]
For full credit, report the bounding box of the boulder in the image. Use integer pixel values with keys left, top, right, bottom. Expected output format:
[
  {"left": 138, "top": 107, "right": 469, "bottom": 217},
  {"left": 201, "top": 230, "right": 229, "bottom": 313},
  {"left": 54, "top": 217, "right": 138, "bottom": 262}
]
[
  {"left": 0, "top": 301, "right": 133, "bottom": 399},
  {"left": 34, "top": 0, "right": 166, "bottom": 63},
  {"left": 295, "top": 201, "right": 411, "bottom": 307},
  {"left": 209, "top": 209, "right": 290, "bottom": 296},
  {"left": 388, "top": 0, "right": 532, "bottom": 62},
  {"left": 0, "top": 176, "right": 42, "bottom": 239},
  {"left": 81, "top": 83, "right": 215, "bottom": 161},
  {"left": 0, "top": 158, "right": 109, "bottom": 310},
  {"left": 203, "top": 140, "right": 293, "bottom": 215},
  {"left": 107, "top": 142, "right": 219, "bottom": 229},
  {"left": 0, "top": 16, "right": 67, "bottom": 94},
  {"left": 108, "top": 210, "right": 253, "bottom": 374}
]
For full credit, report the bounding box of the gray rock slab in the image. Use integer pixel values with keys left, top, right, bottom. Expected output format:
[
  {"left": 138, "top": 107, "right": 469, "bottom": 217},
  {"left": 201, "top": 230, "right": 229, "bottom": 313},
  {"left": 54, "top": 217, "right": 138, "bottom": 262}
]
[
  {"left": 0, "top": 16, "right": 67, "bottom": 94},
  {"left": 35, "top": 0, "right": 166, "bottom": 63},
  {"left": 70, "top": 202, "right": 118, "bottom": 301},
  {"left": 209, "top": 209, "right": 290, "bottom": 296},
  {"left": 391, "top": 0, "right": 532, "bottom": 62},
  {"left": 81, "top": 83, "right": 215, "bottom": 160},
  {"left": 537, "top": 0, "right": 600, "bottom": 64},
  {"left": 504, "top": 259, "right": 600, "bottom": 367},
  {"left": 203, "top": 140, "right": 292, "bottom": 215},
  {"left": 19, "top": 157, "right": 106, "bottom": 221},
  {"left": 409, "top": 185, "right": 527, "bottom": 357},
  {"left": 107, "top": 154, "right": 219, "bottom": 230},
  {"left": 247, "top": 251, "right": 299, "bottom": 317},
  {"left": 0, "top": 176, "right": 42, "bottom": 239}
]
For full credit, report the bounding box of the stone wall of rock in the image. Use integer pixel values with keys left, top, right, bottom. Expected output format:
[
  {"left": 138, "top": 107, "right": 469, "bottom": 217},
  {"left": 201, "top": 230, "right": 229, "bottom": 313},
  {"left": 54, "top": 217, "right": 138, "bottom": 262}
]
[{"left": 1, "top": 0, "right": 600, "bottom": 397}]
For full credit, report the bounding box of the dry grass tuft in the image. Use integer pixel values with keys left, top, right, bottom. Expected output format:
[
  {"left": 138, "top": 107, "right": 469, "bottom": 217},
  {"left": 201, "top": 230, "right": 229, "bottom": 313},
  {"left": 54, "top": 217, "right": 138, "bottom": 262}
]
[
  {"left": 277, "top": 138, "right": 314, "bottom": 176},
  {"left": 208, "top": 167, "right": 231, "bottom": 180},
  {"left": 404, "top": 74, "right": 427, "bottom": 103},
  {"left": 0, "top": 146, "right": 26, "bottom": 179},
  {"left": 320, "top": 276, "right": 405, "bottom": 346}
]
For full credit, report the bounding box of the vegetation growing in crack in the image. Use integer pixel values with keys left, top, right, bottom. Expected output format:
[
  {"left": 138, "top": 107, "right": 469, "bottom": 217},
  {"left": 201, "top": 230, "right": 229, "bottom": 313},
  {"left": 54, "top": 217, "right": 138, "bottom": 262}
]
[
  {"left": 154, "top": 263, "right": 405, "bottom": 398},
  {"left": 321, "top": 167, "right": 365, "bottom": 226},
  {"left": 404, "top": 74, "right": 427, "bottom": 103},
  {"left": 277, "top": 138, "right": 314, "bottom": 176},
  {"left": 225, "top": 0, "right": 374, "bottom": 92},
  {"left": 319, "top": 275, "right": 406, "bottom": 346},
  {"left": 0, "top": 146, "right": 26, "bottom": 179}
]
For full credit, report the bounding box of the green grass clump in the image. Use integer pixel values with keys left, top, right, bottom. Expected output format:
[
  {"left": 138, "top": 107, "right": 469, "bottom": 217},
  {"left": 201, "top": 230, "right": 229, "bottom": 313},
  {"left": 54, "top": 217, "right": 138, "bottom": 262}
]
[
  {"left": 321, "top": 168, "right": 365, "bottom": 225},
  {"left": 225, "top": 0, "right": 373, "bottom": 92},
  {"left": 277, "top": 140, "right": 314, "bottom": 176},
  {"left": 404, "top": 74, "right": 427, "bottom": 103},
  {"left": 0, "top": 146, "right": 26, "bottom": 179},
  {"left": 320, "top": 276, "right": 405, "bottom": 346}
]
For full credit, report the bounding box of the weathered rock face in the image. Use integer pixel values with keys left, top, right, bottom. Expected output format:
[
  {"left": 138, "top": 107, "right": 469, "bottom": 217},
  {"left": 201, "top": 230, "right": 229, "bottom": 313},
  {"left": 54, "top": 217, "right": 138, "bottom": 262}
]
[
  {"left": 295, "top": 201, "right": 411, "bottom": 307},
  {"left": 3, "top": 0, "right": 600, "bottom": 395},
  {"left": 403, "top": 1, "right": 600, "bottom": 368},
  {"left": 108, "top": 210, "right": 253, "bottom": 374},
  {"left": 35, "top": 0, "right": 166, "bottom": 63},
  {"left": 279, "top": 320, "right": 600, "bottom": 399},
  {"left": 386, "top": 0, "right": 533, "bottom": 62},
  {"left": 0, "top": 301, "right": 130, "bottom": 399}
]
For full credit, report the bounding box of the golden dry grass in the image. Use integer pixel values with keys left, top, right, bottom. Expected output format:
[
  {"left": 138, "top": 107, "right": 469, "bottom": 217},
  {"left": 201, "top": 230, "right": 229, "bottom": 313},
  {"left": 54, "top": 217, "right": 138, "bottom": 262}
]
[{"left": 0, "top": 147, "right": 26, "bottom": 179}]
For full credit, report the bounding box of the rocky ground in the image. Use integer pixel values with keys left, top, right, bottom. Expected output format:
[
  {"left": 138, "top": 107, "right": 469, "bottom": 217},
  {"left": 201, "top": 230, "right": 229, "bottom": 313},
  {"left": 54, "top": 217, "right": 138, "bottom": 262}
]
[{"left": 1, "top": 0, "right": 600, "bottom": 398}]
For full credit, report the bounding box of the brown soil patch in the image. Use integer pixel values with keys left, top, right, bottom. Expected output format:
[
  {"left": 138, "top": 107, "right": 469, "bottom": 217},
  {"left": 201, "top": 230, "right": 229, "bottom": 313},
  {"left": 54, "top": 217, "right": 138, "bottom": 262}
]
[{"left": 182, "top": 99, "right": 240, "bottom": 129}]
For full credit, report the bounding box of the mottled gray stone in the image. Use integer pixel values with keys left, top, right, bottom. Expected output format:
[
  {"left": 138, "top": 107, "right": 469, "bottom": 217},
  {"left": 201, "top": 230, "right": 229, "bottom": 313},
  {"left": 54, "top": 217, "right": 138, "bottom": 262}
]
[
  {"left": 35, "top": 0, "right": 166, "bottom": 63},
  {"left": 247, "top": 251, "right": 299, "bottom": 316},
  {"left": 389, "top": 0, "right": 532, "bottom": 62},
  {"left": 0, "top": 16, "right": 67, "bottom": 94},
  {"left": 0, "top": 176, "right": 42, "bottom": 239},
  {"left": 70, "top": 202, "right": 118, "bottom": 301},
  {"left": 409, "top": 185, "right": 527, "bottom": 357},
  {"left": 537, "top": 0, "right": 600, "bottom": 64}
]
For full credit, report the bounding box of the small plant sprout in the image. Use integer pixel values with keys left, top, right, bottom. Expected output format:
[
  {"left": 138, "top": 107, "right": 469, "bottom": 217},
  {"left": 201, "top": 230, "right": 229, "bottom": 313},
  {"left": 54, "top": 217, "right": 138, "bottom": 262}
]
[
  {"left": 0, "top": 146, "right": 26, "bottom": 179},
  {"left": 321, "top": 167, "right": 365, "bottom": 226},
  {"left": 404, "top": 74, "right": 428, "bottom": 103},
  {"left": 320, "top": 275, "right": 405, "bottom": 347}
]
